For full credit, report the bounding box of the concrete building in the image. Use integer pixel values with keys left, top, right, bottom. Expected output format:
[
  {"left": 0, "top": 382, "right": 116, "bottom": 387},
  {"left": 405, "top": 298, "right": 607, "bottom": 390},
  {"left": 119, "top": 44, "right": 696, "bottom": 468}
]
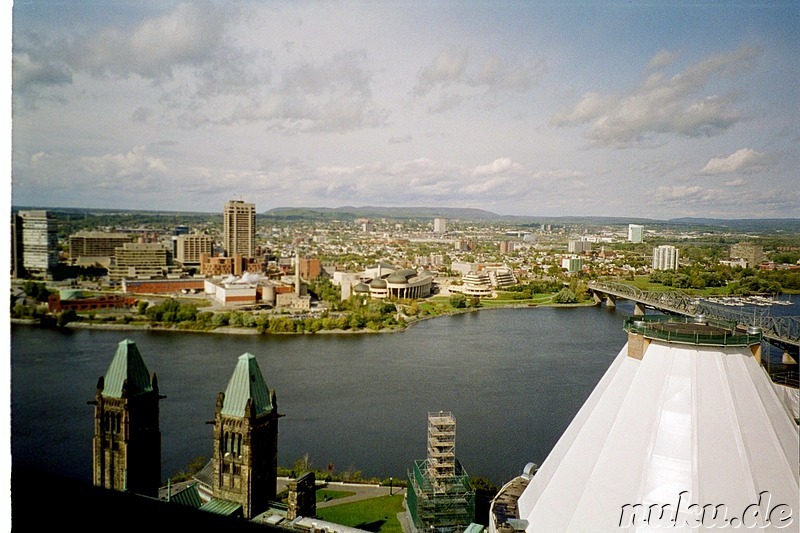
[
  {"left": 567, "top": 240, "right": 592, "bottom": 254},
  {"left": 204, "top": 273, "right": 265, "bottom": 307},
  {"left": 200, "top": 253, "right": 263, "bottom": 277},
  {"left": 176, "top": 233, "right": 213, "bottom": 266},
  {"left": 18, "top": 210, "right": 58, "bottom": 277},
  {"left": 627, "top": 224, "right": 643, "bottom": 244},
  {"left": 347, "top": 263, "right": 434, "bottom": 300},
  {"left": 210, "top": 353, "right": 281, "bottom": 520},
  {"left": 730, "top": 242, "right": 765, "bottom": 268},
  {"left": 561, "top": 256, "right": 584, "bottom": 273},
  {"left": 69, "top": 231, "right": 135, "bottom": 263},
  {"left": 108, "top": 242, "right": 173, "bottom": 280},
  {"left": 652, "top": 244, "right": 679, "bottom": 271},
  {"left": 298, "top": 257, "right": 322, "bottom": 280},
  {"left": 224, "top": 200, "right": 256, "bottom": 258},
  {"left": 452, "top": 271, "right": 494, "bottom": 298},
  {"left": 434, "top": 218, "right": 447, "bottom": 235},
  {"left": 11, "top": 212, "right": 24, "bottom": 278},
  {"left": 489, "top": 315, "right": 797, "bottom": 532},
  {"left": 90, "top": 339, "right": 163, "bottom": 498}
]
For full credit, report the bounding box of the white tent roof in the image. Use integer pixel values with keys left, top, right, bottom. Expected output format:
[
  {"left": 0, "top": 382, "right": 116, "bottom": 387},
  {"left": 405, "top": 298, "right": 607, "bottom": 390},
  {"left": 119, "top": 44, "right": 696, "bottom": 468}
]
[{"left": 517, "top": 341, "right": 799, "bottom": 531}]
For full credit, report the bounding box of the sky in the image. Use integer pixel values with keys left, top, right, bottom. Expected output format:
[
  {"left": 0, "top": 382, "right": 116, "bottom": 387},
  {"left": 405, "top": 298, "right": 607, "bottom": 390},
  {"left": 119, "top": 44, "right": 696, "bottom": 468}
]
[{"left": 8, "top": 1, "right": 800, "bottom": 219}]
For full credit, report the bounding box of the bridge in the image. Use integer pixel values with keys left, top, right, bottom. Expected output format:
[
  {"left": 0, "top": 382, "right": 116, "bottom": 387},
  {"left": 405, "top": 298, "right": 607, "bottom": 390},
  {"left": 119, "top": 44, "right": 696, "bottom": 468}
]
[{"left": 587, "top": 281, "right": 800, "bottom": 354}]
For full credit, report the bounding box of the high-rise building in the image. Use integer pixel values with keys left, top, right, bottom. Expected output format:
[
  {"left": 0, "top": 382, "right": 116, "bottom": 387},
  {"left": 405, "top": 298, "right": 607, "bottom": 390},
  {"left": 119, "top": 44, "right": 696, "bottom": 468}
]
[
  {"left": 212, "top": 353, "right": 281, "bottom": 519},
  {"left": 18, "top": 210, "right": 58, "bottom": 277},
  {"left": 652, "top": 245, "right": 679, "bottom": 271},
  {"left": 90, "top": 339, "right": 162, "bottom": 498},
  {"left": 627, "top": 224, "right": 643, "bottom": 243},
  {"left": 223, "top": 200, "right": 256, "bottom": 258},
  {"left": 568, "top": 240, "right": 592, "bottom": 254},
  {"left": 176, "top": 234, "right": 213, "bottom": 266},
  {"left": 434, "top": 218, "right": 447, "bottom": 235},
  {"left": 11, "top": 213, "right": 24, "bottom": 278},
  {"left": 730, "top": 242, "right": 765, "bottom": 268}
]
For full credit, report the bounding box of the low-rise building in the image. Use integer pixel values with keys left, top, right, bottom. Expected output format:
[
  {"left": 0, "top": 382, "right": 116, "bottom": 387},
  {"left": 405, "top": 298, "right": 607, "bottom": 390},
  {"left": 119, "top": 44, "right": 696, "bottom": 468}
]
[{"left": 108, "top": 242, "right": 173, "bottom": 280}]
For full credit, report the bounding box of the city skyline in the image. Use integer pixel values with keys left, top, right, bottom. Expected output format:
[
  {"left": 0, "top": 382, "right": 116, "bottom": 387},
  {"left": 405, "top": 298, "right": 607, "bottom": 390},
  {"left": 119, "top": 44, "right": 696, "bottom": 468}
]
[{"left": 9, "top": 1, "right": 800, "bottom": 219}]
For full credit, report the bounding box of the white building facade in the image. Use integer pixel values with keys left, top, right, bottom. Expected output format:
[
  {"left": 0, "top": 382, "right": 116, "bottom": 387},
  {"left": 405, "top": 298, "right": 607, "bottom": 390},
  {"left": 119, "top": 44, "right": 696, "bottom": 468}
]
[{"left": 652, "top": 245, "right": 679, "bottom": 270}]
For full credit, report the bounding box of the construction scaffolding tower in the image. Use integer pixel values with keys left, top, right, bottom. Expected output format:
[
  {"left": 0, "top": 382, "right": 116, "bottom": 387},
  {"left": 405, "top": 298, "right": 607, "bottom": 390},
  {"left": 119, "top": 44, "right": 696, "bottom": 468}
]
[{"left": 407, "top": 412, "right": 475, "bottom": 533}]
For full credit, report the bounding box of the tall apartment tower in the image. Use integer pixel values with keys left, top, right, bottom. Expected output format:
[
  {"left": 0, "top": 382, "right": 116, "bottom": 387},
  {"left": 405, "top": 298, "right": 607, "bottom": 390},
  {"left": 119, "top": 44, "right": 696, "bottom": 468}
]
[
  {"left": 627, "top": 224, "right": 643, "bottom": 243},
  {"left": 18, "top": 210, "right": 58, "bottom": 277},
  {"left": 434, "top": 218, "right": 447, "bottom": 235},
  {"left": 90, "top": 339, "right": 163, "bottom": 498},
  {"left": 223, "top": 200, "right": 256, "bottom": 258},
  {"left": 212, "top": 353, "right": 281, "bottom": 519},
  {"left": 652, "top": 244, "right": 679, "bottom": 270}
]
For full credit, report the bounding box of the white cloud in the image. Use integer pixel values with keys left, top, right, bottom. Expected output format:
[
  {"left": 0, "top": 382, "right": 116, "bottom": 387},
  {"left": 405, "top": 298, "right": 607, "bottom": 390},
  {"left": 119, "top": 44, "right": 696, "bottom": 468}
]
[
  {"left": 655, "top": 185, "right": 704, "bottom": 200},
  {"left": 724, "top": 178, "right": 746, "bottom": 187},
  {"left": 80, "top": 146, "right": 168, "bottom": 181},
  {"left": 647, "top": 50, "right": 679, "bottom": 70},
  {"left": 414, "top": 49, "right": 469, "bottom": 97},
  {"left": 472, "top": 158, "right": 519, "bottom": 177},
  {"left": 699, "top": 148, "right": 766, "bottom": 175},
  {"left": 553, "top": 46, "right": 759, "bottom": 147},
  {"left": 413, "top": 49, "right": 543, "bottom": 112}
]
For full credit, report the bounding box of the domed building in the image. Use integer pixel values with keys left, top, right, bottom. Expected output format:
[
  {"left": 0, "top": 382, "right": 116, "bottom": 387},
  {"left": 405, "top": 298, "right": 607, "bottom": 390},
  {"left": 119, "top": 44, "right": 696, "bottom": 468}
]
[{"left": 351, "top": 263, "right": 434, "bottom": 300}]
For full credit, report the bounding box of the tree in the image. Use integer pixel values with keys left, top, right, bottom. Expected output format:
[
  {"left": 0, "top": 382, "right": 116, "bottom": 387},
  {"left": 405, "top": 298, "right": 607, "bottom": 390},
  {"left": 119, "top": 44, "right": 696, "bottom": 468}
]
[
  {"left": 553, "top": 288, "right": 577, "bottom": 303},
  {"left": 137, "top": 300, "right": 149, "bottom": 315},
  {"left": 57, "top": 309, "right": 78, "bottom": 327},
  {"left": 449, "top": 293, "right": 467, "bottom": 309}
]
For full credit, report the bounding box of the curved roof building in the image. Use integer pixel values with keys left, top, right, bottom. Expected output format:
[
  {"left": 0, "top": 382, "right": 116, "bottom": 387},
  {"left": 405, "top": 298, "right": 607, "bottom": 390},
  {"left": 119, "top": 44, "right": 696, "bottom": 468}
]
[{"left": 491, "top": 315, "right": 799, "bottom": 532}]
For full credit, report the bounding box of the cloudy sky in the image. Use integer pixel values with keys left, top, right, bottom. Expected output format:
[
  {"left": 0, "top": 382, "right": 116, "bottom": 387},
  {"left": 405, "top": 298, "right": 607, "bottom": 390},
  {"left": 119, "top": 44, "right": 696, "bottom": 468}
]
[{"left": 9, "top": 1, "right": 800, "bottom": 219}]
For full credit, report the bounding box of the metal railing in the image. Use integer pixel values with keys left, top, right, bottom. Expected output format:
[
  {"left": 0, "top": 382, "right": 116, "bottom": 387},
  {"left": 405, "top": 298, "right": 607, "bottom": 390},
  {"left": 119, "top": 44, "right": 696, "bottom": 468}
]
[{"left": 588, "top": 281, "right": 799, "bottom": 347}]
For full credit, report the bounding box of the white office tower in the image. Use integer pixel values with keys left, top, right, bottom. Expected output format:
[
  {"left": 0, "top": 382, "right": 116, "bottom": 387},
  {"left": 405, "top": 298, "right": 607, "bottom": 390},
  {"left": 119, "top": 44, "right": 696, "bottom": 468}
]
[
  {"left": 20, "top": 210, "right": 58, "bottom": 276},
  {"left": 434, "top": 218, "right": 447, "bottom": 235},
  {"left": 490, "top": 316, "right": 798, "bottom": 532},
  {"left": 223, "top": 199, "right": 256, "bottom": 257},
  {"left": 652, "top": 244, "right": 679, "bottom": 270},
  {"left": 627, "top": 224, "right": 643, "bottom": 243}
]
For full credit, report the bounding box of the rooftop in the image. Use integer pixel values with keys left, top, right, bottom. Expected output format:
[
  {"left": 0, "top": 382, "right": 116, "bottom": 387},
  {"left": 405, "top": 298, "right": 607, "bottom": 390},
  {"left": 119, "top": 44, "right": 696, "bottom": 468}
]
[{"left": 623, "top": 314, "right": 762, "bottom": 347}]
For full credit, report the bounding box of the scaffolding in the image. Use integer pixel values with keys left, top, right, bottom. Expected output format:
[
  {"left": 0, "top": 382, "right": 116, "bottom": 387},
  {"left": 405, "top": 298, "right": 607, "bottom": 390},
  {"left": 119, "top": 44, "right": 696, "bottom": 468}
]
[
  {"left": 407, "top": 412, "right": 475, "bottom": 533},
  {"left": 427, "top": 411, "right": 456, "bottom": 485}
]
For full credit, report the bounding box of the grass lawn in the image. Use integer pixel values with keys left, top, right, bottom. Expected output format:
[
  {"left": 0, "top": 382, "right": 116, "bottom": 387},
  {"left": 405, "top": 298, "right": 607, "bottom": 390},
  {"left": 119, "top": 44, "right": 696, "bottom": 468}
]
[
  {"left": 316, "top": 489, "right": 356, "bottom": 502},
  {"left": 315, "top": 493, "right": 406, "bottom": 533}
]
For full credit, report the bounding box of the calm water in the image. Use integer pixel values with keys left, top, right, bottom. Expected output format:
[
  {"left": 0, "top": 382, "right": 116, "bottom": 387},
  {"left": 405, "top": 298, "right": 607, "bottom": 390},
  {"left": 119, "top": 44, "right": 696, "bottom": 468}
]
[{"left": 10, "top": 296, "right": 798, "bottom": 486}]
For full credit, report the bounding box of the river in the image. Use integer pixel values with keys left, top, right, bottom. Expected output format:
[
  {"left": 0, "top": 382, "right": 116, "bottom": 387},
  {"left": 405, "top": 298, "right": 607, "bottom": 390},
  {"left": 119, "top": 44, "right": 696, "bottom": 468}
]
[{"left": 9, "top": 296, "right": 798, "bottom": 487}]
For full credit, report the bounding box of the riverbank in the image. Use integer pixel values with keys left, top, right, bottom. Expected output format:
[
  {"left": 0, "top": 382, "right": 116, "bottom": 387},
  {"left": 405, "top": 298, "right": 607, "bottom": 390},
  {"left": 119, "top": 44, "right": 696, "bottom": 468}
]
[{"left": 11, "top": 300, "right": 597, "bottom": 336}]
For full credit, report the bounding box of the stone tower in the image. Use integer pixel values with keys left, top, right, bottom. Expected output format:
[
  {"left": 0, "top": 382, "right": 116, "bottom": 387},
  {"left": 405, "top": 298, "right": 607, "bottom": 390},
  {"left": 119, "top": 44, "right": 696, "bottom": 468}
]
[
  {"left": 212, "top": 353, "right": 281, "bottom": 519},
  {"left": 90, "top": 339, "right": 163, "bottom": 497}
]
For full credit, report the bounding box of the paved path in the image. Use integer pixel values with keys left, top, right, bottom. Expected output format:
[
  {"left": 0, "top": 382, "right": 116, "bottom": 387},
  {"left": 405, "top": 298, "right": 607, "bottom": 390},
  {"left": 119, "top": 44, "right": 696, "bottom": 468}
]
[{"left": 277, "top": 478, "right": 403, "bottom": 509}]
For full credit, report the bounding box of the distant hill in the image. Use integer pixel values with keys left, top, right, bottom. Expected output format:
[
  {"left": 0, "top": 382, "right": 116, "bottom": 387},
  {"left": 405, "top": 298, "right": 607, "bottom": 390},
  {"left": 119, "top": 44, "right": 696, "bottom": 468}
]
[
  {"left": 12, "top": 204, "right": 800, "bottom": 233},
  {"left": 262, "top": 206, "right": 501, "bottom": 221}
]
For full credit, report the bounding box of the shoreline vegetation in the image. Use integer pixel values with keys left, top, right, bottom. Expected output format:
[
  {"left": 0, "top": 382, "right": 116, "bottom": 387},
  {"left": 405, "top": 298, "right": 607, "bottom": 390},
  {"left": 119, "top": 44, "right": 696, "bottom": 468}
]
[
  {"left": 10, "top": 297, "right": 597, "bottom": 336},
  {"left": 12, "top": 274, "right": 798, "bottom": 336}
]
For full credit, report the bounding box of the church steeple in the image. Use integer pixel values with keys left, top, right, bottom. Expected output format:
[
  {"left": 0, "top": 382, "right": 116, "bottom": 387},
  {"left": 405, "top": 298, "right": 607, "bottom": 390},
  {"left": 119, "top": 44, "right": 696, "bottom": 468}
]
[
  {"left": 212, "top": 353, "right": 281, "bottom": 519},
  {"left": 90, "top": 339, "right": 163, "bottom": 497}
]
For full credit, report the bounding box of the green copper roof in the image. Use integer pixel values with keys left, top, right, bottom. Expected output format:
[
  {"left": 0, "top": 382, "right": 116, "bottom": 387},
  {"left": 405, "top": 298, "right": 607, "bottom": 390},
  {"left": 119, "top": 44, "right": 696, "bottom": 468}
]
[
  {"left": 200, "top": 498, "right": 242, "bottom": 516},
  {"left": 220, "top": 353, "right": 273, "bottom": 417},
  {"left": 102, "top": 339, "right": 153, "bottom": 398}
]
